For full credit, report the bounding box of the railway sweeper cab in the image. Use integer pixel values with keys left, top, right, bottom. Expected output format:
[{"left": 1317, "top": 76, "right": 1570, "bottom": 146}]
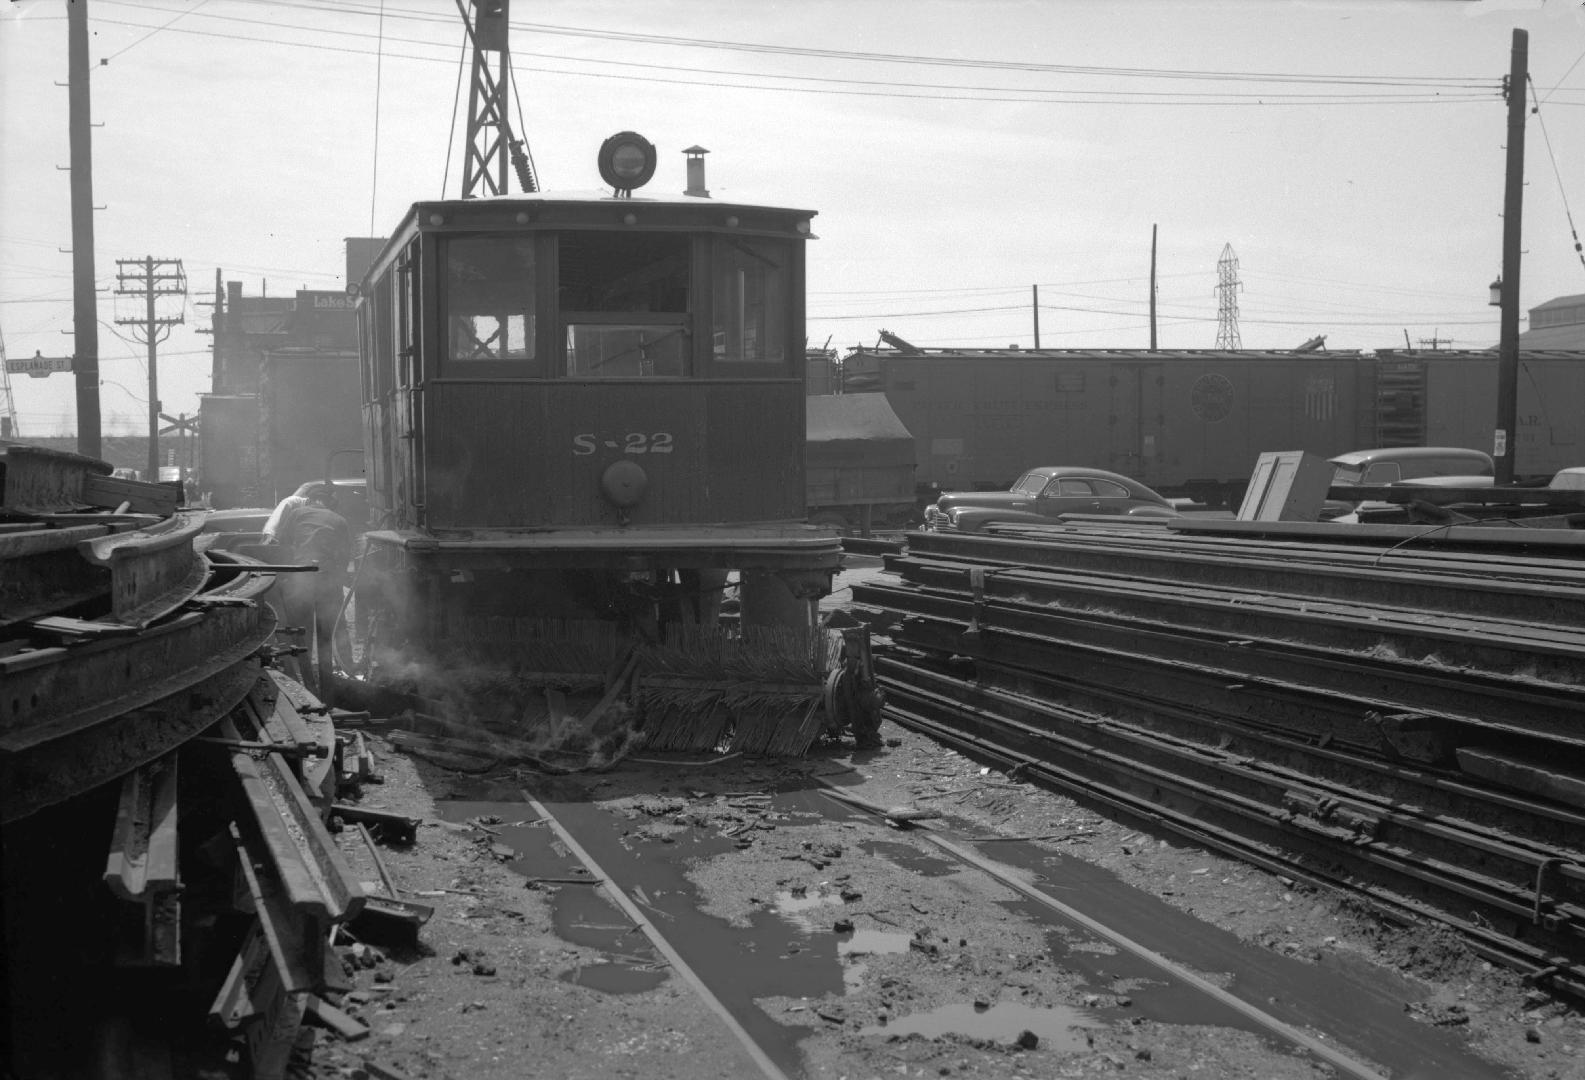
[{"left": 351, "top": 134, "right": 879, "bottom": 755}]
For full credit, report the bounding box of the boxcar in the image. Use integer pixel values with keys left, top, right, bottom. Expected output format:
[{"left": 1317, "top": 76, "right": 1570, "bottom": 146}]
[
  {"left": 842, "top": 347, "right": 1374, "bottom": 505},
  {"left": 842, "top": 345, "right": 1585, "bottom": 505}
]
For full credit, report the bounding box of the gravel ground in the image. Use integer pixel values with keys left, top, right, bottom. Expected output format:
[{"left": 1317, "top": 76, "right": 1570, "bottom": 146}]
[
  {"left": 301, "top": 712, "right": 1584, "bottom": 1080},
  {"left": 283, "top": 549, "right": 1585, "bottom": 1080}
]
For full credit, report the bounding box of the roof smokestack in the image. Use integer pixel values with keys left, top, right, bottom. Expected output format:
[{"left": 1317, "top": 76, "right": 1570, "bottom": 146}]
[{"left": 684, "top": 146, "right": 710, "bottom": 198}]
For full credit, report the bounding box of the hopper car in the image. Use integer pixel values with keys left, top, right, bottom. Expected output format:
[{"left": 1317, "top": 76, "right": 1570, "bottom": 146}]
[{"left": 839, "top": 345, "right": 1585, "bottom": 507}]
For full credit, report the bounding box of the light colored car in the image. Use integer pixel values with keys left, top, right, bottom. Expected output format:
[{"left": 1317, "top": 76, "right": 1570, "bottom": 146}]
[
  {"left": 923, "top": 466, "right": 1178, "bottom": 533},
  {"left": 1321, "top": 447, "right": 1495, "bottom": 521}
]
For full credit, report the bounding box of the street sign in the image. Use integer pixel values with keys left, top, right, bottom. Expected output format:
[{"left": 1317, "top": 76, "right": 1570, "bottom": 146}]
[
  {"left": 159, "top": 413, "right": 199, "bottom": 436},
  {"left": 5, "top": 353, "right": 72, "bottom": 378}
]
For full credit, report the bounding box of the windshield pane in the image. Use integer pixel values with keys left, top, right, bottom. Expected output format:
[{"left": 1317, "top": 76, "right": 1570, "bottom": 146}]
[
  {"left": 1011, "top": 472, "right": 1045, "bottom": 496},
  {"left": 560, "top": 232, "right": 689, "bottom": 313},
  {"left": 566, "top": 324, "right": 687, "bottom": 378}
]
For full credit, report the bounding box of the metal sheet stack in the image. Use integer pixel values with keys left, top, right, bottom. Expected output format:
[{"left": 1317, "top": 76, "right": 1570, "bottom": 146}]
[{"left": 853, "top": 517, "right": 1585, "bottom": 996}]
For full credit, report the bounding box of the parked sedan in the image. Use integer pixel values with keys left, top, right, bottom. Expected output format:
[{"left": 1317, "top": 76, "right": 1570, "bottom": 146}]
[{"left": 923, "top": 466, "right": 1179, "bottom": 532}]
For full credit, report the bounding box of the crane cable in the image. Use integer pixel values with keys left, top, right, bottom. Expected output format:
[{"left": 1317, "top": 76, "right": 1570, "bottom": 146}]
[
  {"left": 442, "top": 23, "right": 469, "bottom": 198},
  {"left": 506, "top": 50, "right": 541, "bottom": 192}
]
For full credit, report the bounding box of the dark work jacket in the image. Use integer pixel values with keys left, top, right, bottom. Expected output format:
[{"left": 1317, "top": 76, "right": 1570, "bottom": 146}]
[{"left": 279, "top": 504, "right": 351, "bottom": 588}]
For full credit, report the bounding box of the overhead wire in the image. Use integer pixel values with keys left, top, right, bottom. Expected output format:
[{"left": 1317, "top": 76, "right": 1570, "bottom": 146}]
[
  {"left": 1527, "top": 73, "right": 1585, "bottom": 279},
  {"left": 98, "top": 0, "right": 210, "bottom": 67},
  {"left": 86, "top": 5, "right": 1505, "bottom": 106},
  {"left": 220, "top": 0, "right": 1499, "bottom": 88},
  {"left": 368, "top": 0, "right": 386, "bottom": 237}
]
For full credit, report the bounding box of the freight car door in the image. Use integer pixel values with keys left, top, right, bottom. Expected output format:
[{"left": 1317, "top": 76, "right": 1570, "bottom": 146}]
[{"left": 1107, "top": 361, "right": 1164, "bottom": 486}]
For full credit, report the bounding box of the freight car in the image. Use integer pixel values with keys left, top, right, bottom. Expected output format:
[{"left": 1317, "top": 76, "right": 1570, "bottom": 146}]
[
  {"left": 840, "top": 344, "right": 1585, "bottom": 507},
  {"left": 353, "top": 134, "right": 850, "bottom": 748}
]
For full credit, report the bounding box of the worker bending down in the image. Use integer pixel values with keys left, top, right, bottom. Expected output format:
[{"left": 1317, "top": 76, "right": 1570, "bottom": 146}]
[{"left": 270, "top": 483, "right": 352, "bottom": 698}]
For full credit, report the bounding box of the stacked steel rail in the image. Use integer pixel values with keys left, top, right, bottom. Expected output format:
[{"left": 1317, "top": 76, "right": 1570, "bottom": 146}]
[
  {"left": 851, "top": 517, "right": 1585, "bottom": 996},
  {"left": 1, "top": 444, "right": 365, "bottom": 1078}
]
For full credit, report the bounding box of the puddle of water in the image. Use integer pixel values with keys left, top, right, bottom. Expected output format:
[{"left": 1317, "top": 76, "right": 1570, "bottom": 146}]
[
  {"left": 836, "top": 928, "right": 911, "bottom": 992},
  {"left": 858, "top": 838, "right": 958, "bottom": 877},
  {"left": 773, "top": 887, "right": 847, "bottom": 930},
  {"left": 558, "top": 960, "right": 668, "bottom": 994},
  {"left": 861, "top": 1001, "right": 1103, "bottom": 1051},
  {"left": 838, "top": 929, "right": 911, "bottom": 957}
]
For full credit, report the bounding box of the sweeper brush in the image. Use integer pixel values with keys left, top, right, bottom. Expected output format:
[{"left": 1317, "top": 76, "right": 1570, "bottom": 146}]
[
  {"left": 369, "top": 614, "right": 879, "bottom": 759},
  {"left": 633, "top": 625, "right": 842, "bottom": 756}
]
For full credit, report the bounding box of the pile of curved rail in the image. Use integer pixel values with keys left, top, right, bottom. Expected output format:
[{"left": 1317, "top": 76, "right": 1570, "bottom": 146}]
[
  {"left": 2, "top": 445, "right": 368, "bottom": 1079},
  {"left": 851, "top": 520, "right": 1585, "bottom": 996},
  {"left": 1, "top": 478, "right": 279, "bottom": 822}
]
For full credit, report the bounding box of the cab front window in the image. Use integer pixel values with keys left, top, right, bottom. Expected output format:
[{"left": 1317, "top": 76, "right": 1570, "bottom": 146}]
[{"left": 444, "top": 235, "right": 540, "bottom": 373}]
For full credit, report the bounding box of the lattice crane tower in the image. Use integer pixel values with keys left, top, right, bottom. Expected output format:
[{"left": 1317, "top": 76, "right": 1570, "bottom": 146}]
[{"left": 1215, "top": 243, "right": 1243, "bottom": 350}]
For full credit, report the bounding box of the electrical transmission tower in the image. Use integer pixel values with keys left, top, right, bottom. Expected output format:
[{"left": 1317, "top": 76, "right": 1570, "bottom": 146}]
[
  {"left": 115, "top": 257, "right": 187, "bottom": 479},
  {"left": 1215, "top": 243, "right": 1242, "bottom": 350}
]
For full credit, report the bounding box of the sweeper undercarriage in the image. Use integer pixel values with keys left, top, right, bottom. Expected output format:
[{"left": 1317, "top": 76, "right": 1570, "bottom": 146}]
[{"left": 346, "top": 533, "right": 883, "bottom": 759}]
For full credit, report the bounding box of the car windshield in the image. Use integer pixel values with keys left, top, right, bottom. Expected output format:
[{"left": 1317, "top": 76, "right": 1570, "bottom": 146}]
[
  {"left": 1331, "top": 464, "right": 1366, "bottom": 485},
  {"left": 1010, "top": 472, "right": 1047, "bottom": 496}
]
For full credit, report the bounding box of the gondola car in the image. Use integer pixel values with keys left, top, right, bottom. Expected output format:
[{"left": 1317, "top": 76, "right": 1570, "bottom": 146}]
[{"left": 353, "top": 135, "right": 844, "bottom": 735}]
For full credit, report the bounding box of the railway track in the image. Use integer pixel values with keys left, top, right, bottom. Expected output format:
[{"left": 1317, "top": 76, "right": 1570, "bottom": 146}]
[
  {"left": 844, "top": 519, "right": 1585, "bottom": 998},
  {"left": 437, "top": 773, "right": 1524, "bottom": 1080}
]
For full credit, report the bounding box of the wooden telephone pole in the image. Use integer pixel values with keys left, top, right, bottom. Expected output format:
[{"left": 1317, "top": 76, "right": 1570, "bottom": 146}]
[
  {"left": 1494, "top": 29, "right": 1527, "bottom": 486},
  {"left": 114, "top": 257, "right": 186, "bottom": 480},
  {"left": 68, "top": 0, "right": 102, "bottom": 458},
  {"left": 1150, "top": 224, "right": 1159, "bottom": 351}
]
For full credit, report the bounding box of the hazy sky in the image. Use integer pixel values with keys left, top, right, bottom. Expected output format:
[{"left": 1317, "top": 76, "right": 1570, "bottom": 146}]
[{"left": 4, "top": 0, "right": 1585, "bottom": 437}]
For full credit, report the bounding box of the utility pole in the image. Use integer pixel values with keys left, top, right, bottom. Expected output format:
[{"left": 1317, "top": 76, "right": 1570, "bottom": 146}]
[
  {"left": 1031, "top": 284, "right": 1040, "bottom": 349},
  {"left": 114, "top": 257, "right": 187, "bottom": 480},
  {"left": 0, "top": 324, "right": 16, "bottom": 440},
  {"left": 1494, "top": 29, "right": 1527, "bottom": 486},
  {"left": 1149, "top": 225, "right": 1159, "bottom": 351},
  {"left": 68, "top": 0, "right": 102, "bottom": 458}
]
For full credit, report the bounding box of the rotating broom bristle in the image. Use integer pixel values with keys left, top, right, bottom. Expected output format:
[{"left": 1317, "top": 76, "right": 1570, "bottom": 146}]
[{"left": 630, "top": 625, "right": 841, "bottom": 756}]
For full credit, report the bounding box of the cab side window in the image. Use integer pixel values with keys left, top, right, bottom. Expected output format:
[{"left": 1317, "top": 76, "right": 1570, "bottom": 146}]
[{"left": 712, "top": 238, "right": 789, "bottom": 367}]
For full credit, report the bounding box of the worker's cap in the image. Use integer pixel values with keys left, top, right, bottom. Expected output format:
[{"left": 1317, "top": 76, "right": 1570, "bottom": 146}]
[{"left": 304, "top": 482, "right": 340, "bottom": 506}]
